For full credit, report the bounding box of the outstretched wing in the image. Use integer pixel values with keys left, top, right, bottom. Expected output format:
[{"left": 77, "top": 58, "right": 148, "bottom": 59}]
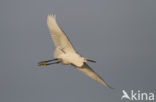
[
  {"left": 47, "top": 14, "right": 76, "bottom": 53},
  {"left": 75, "top": 63, "right": 113, "bottom": 89}
]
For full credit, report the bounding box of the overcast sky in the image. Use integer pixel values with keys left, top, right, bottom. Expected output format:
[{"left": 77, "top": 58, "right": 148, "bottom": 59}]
[{"left": 0, "top": 0, "right": 156, "bottom": 102}]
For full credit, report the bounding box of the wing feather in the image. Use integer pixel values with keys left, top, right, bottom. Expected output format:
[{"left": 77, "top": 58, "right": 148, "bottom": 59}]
[
  {"left": 47, "top": 14, "right": 76, "bottom": 53},
  {"left": 75, "top": 63, "right": 113, "bottom": 89}
]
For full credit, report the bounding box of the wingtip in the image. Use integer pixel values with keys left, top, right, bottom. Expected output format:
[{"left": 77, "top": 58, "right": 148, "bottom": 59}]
[
  {"left": 47, "top": 13, "right": 57, "bottom": 27},
  {"left": 47, "top": 14, "right": 56, "bottom": 19},
  {"left": 107, "top": 85, "right": 115, "bottom": 90},
  {"left": 103, "top": 81, "right": 115, "bottom": 90}
]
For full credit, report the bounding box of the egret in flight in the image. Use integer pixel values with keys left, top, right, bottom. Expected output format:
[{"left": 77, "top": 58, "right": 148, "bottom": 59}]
[{"left": 38, "top": 14, "right": 112, "bottom": 89}]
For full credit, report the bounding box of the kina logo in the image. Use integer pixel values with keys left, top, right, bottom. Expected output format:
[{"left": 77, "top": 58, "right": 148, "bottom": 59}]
[{"left": 121, "top": 90, "right": 155, "bottom": 101}]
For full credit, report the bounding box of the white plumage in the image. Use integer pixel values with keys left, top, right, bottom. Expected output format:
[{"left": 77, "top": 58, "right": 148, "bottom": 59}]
[
  {"left": 47, "top": 15, "right": 85, "bottom": 67},
  {"left": 39, "top": 14, "right": 112, "bottom": 89}
]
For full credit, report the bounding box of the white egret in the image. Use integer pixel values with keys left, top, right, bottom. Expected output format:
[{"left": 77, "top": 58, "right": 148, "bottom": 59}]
[{"left": 38, "top": 14, "right": 112, "bottom": 89}]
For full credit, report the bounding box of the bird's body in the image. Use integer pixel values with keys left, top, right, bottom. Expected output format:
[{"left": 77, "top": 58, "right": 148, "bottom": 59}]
[
  {"left": 38, "top": 14, "right": 112, "bottom": 89},
  {"left": 54, "top": 47, "right": 85, "bottom": 67}
]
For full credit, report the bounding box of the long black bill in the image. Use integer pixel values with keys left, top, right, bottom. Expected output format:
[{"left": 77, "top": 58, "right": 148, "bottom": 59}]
[{"left": 86, "top": 59, "right": 96, "bottom": 63}]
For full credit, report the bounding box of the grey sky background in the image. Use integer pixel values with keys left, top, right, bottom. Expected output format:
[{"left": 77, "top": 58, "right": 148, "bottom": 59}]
[{"left": 0, "top": 0, "right": 156, "bottom": 102}]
